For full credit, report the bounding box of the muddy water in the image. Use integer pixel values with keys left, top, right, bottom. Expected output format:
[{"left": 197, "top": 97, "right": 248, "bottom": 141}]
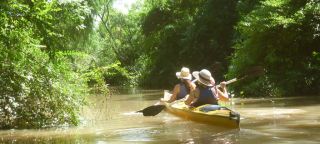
[{"left": 1, "top": 89, "right": 320, "bottom": 143}]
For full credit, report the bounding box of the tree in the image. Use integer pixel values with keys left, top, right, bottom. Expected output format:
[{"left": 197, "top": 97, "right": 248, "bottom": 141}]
[
  {"left": 140, "top": 0, "right": 238, "bottom": 88},
  {"left": 0, "top": 0, "right": 93, "bottom": 129},
  {"left": 228, "top": 0, "right": 320, "bottom": 96}
]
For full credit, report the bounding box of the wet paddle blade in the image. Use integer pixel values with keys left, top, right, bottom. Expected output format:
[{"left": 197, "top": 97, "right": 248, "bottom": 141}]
[{"left": 137, "top": 105, "right": 166, "bottom": 116}]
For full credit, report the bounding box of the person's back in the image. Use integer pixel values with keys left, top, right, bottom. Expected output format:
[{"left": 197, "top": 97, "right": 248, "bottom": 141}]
[
  {"left": 184, "top": 69, "right": 229, "bottom": 107},
  {"left": 190, "top": 84, "right": 218, "bottom": 107},
  {"left": 163, "top": 67, "right": 196, "bottom": 103},
  {"left": 176, "top": 82, "right": 189, "bottom": 100}
]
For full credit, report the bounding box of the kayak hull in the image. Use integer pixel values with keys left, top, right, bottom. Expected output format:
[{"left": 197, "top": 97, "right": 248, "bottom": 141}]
[{"left": 164, "top": 101, "right": 240, "bottom": 128}]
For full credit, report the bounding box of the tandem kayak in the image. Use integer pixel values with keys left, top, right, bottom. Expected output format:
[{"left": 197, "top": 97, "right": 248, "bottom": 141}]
[{"left": 163, "top": 101, "right": 240, "bottom": 128}]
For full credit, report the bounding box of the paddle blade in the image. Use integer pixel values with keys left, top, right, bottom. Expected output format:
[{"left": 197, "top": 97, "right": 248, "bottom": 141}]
[
  {"left": 237, "top": 66, "right": 265, "bottom": 80},
  {"left": 246, "top": 66, "right": 265, "bottom": 77},
  {"left": 137, "top": 105, "right": 166, "bottom": 116}
]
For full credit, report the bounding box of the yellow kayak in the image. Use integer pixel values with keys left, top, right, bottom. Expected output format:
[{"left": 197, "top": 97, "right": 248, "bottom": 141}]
[{"left": 164, "top": 101, "right": 240, "bottom": 128}]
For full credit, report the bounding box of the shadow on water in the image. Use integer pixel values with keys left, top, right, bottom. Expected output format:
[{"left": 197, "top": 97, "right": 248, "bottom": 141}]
[{"left": 1, "top": 88, "right": 320, "bottom": 143}]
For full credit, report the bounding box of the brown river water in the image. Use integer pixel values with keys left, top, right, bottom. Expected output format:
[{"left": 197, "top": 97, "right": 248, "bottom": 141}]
[{"left": 1, "top": 89, "right": 320, "bottom": 144}]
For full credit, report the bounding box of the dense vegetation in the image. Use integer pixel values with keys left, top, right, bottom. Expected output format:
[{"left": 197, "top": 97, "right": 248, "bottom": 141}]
[
  {"left": 139, "top": 0, "right": 239, "bottom": 87},
  {"left": 0, "top": 0, "right": 95, "bottom": 129},
  {"left": 136, "top": 0, "right": 320, "bottom": 97},
  {"left": 0, "top": 0, "right": 319, "bottom": 129},
  {"left": 229, "top": 0, "right": 320, "bottom": 96}
]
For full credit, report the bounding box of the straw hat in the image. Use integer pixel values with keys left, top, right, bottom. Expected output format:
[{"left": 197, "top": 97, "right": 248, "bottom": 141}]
[
  {"left": 176, "top": 67, "right": 192, "bottom": 80},
  {"left": 192, "top": 69, "right": 215, "bottom": 86}
]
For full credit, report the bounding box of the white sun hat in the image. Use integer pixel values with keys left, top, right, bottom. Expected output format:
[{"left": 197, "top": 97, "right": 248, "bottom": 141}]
[
  {"left": 192, "top": 69, "right": 215, "bottom": 86},
  {"left": 176, "top": 67, "right": 192, "bottom": 80}
]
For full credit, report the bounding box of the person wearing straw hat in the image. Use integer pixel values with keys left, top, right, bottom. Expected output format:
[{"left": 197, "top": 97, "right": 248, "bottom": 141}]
[
  {"left": 184, "top": 69, "right": 229, "bottom": 107},
  {"left": 161, "top": 67, "right": 196, "bottom": 103}
]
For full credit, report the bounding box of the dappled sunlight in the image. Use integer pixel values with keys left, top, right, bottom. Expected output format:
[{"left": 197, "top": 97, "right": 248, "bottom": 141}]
[{"left": 113, "top": 0, "right": 138, "bottom": 14}]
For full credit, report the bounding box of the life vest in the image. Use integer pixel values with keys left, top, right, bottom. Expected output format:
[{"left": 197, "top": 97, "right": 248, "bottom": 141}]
[
  {"left": 176, "top": 83, "right": 189, "bottom": 100},
  {"left": 191, "top": 86, "right": 218, "bottom": 107}
]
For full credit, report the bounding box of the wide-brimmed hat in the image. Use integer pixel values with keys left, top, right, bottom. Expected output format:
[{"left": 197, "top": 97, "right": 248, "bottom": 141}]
[
  {"left": 176, "top": 67, "right": 192, "bottom": 80},
  {"left": 192, "top": 69, "right": 214, "bottom": 86}
]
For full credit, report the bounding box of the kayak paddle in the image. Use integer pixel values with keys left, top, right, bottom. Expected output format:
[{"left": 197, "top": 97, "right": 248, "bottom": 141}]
[{"left": 136, "top": 105, "right": 166, "bottom": 116}]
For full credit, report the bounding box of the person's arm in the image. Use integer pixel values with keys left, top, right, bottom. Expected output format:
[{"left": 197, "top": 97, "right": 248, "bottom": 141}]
[
  {"left": 166, "top": 84, "right": 180, "bottom": 103},
  {"left": 184, "top": 89, "right": 198, "bottom": 105},
  {"left": 190, "top": 82, "right": 196, "bottom": 91},
  {"left": 216, "top": 81, "right": 229, "bottom": 102}
]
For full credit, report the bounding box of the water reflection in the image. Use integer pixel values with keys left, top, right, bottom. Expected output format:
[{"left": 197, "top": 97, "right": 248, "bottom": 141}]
[{"left": 1, "top": 89, "right": 320, "bottom": 143}]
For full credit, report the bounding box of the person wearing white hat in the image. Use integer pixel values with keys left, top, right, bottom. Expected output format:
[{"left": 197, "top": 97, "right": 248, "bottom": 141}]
[
  {"left": 184, "top": 69, "right": 229, "bottom": 107},
  {"left": 162, "top": 67, "right": 196, "bottom": 103}
]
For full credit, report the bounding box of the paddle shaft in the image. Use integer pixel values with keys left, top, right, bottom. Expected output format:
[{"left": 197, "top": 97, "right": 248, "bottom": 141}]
[
  {"left": 216, "top": 72, "right": 254, "bottom": 88},
  {"left": 215, "top": 77, "right": 238, "bottom": 88},
  {"left": 193, "top": 74, "right": 245, "bottom": 87}
]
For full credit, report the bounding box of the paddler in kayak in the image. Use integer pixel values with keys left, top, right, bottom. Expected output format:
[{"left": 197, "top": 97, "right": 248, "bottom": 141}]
[
  {"left": 184, "top": 69, "right": 229, "bottom": 107},
  {"left": 161, "top": 67, "right": 196, "bottom": 103}
]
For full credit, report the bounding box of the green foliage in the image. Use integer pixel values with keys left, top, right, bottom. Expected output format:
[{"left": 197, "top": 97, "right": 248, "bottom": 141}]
[
  {"left": 139, "top": 0, "right": 238, "bottom": 88},
  {"left": 141, "top": 7, "right": 173, "bottom": 35},
  {"left": 93, "top": 0, "right": 320, "bottom": 97},
  {"left": 228, "top": 0, "right": 320, "bottom": 96},
  {"left": 0, "top": 30, "right": 87, "bottom": 129},
  {"left": 0, "top": 0, "right": 94, "bottom": 129},
  {"left": 91, "top": 0, "right": 149, "bottom": 87},
  {"left": 82, "top": 66, "right": 109, "bottom": 94},
  {"left": 103, "top": 61, "right": 133, "bottom": 86}
]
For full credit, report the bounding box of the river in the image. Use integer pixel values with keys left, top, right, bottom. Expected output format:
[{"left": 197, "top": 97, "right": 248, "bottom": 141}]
[{"left": 1, "top": 89, "right": 320, "bottom": 143}]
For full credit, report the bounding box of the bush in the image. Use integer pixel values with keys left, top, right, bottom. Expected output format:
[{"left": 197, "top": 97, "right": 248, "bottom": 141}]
[
  {"left": 0, "top": 30, "right": 87, "bottom": 129},
  {"left": 228, "top": 0, "right": 320, "bottom": 96},
  {"left": 103, "top": 61, "right": 133, "bottom": 86},
  {"left": 0, "top": 0, "right": 91, "bottom": 129}
]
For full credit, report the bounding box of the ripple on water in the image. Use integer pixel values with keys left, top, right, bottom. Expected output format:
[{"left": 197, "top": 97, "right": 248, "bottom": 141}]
[{"left": 102, "top": 127, "right": 161, "bottom": 142}]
